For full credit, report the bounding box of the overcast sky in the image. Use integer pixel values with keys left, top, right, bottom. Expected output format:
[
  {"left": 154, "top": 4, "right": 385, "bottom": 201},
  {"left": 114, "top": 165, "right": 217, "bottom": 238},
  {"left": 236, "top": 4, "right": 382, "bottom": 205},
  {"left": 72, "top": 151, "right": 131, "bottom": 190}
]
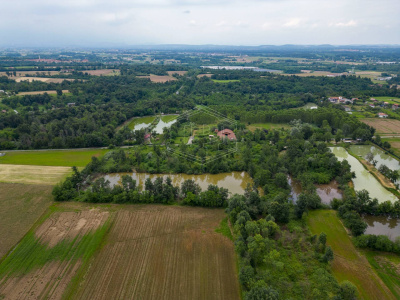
[{"left": 1, "top": 0, "right": 399, "bottom": 47}]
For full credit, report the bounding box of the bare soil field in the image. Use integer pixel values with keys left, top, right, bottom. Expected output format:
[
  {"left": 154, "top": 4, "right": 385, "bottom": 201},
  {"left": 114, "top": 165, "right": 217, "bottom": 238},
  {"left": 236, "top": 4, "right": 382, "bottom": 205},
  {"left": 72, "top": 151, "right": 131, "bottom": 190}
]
[
  {"left": 167, "top": 70, "right": 187, "bottom": 76},
  {"left": 361, "top": 118, "right": 400, "bottom": 135},
  {"left": 0, "top": 183, "right": 53, "bottom": 258},
  {"left": 82, "top": 69, "right": 119, "bottom": 76},
  {"left": 0, "top": 204, "right": 239, "bottom": 300},
  {"left": 71, "top": 205, "right": 240, "bottom": 300},
  {"left": 17, "top": 90, "right": 69, "bottom": 96},
  {"left": 0, "top": 207, "right": 111, "bottom": 300},
  {"left": 137, "top": 74, "right": 177, "bottom": 83},
  {"left": 0, "top": 164, "right": 71, "bottom": 184},
  {"left": 36, "top": 209, "right": 109, "bottom": 247}
]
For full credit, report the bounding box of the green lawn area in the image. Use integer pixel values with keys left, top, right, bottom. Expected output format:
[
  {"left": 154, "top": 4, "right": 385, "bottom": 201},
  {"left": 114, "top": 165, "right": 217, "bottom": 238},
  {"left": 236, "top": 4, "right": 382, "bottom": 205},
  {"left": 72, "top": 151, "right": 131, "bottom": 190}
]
[
  {"left": 247, "top": 123, "right": 290, "bottom": 131},
  {"left": 0, "top": 149, "right": 109, "bottom": 167},
  {"left": 161, "top": 114, "right": 178, "bottom": 122},
  {"left": 212, "top": 79, "right": 240, "bottom": 83},
  {"left": 307, "top": 210, "right": 395, "bottom": 300},
  {"left": 375, "top": 97, "right": 400, "bottom": 104}
]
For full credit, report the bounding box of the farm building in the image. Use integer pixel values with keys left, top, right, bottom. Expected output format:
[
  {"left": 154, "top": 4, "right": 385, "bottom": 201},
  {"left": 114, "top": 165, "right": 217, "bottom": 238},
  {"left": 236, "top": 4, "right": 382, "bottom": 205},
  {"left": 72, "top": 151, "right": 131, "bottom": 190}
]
[
  {"left": 392, "top": 104, "right": 399, "bottom": 110},
  {"left": 378, "top": 112, "right": 388, "bottom": 118},
  {"left": 217, "top": 129, "right": 237, "bottom": 141}
]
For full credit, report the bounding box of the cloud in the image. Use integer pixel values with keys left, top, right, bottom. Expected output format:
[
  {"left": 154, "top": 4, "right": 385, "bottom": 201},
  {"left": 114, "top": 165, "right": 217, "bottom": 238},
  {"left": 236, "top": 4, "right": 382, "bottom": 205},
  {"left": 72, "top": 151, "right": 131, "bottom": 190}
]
[
  {"left": 332, "top": 20, "right": 357, "bottom": 27},
  {"left": 0, "top": 0, "right": 399, "bottom": 46},
  {"left": 283, "top": 18, "right": 302, "bottom": 28}
]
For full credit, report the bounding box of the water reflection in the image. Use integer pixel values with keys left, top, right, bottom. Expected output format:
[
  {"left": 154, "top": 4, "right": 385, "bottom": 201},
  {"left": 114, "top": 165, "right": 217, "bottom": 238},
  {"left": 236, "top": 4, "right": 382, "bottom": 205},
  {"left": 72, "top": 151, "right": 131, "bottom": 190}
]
[
  {"left": 153, "top": 118, "right": 177, "bottom": 134},
  {"left": 132, "top": 116, "right": 155, "bottom": 131},
  {"left": 350, "top": 145, "right": 400, "bottom": 182},
  {"left": 288, "top": 175, "right": 342, "bottom": 204},
  {"left": 104, "top": 171, "right": 253, "bottom": 195},
  {"left": 363, "top": 214, "right": 400, "bottom": 241},
  {"left": 329, "top": 147, "right": 398, "bottom": 203}
]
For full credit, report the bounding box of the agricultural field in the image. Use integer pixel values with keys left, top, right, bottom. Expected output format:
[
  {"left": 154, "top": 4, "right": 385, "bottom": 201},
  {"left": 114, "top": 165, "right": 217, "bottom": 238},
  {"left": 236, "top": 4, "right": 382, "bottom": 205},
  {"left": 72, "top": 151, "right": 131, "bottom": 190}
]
[
  {"left": 0, "top": 71, "right": 61, "bottom": 77},
  {"left": 0, "top": 183, "right": 53, "bottom": 258},
  {"left": 247, "top": 122, "right": 290, "bottom": 132},
  {"left": 0, "top": 204, "right": 111, "bottom": 300},
  {"left": 0, "top": 204, "right": 240, "bottom": 300},
  {"left": 0, "top": 164, "right": 71, "bottom": 184},
  {"left": 17, "top": 90, "right": 69, "bottom": 96},
  {"left": 136, "top": 74, "right": 177, "bottom": 83},
  {"left": 307, "top": 210, "right": 395, "bottom": 300},
  {"left": 361, "top": 118, "right": 400, "bottom": 136},
  {"left": 14, "top": 77, "right": 75, "bottom": 83},
  {"left": 82, "top": 69, "right": 119, "bottom": 76},
  {"left": 0, "top": 149, "right": 109, "bottom": 167}
]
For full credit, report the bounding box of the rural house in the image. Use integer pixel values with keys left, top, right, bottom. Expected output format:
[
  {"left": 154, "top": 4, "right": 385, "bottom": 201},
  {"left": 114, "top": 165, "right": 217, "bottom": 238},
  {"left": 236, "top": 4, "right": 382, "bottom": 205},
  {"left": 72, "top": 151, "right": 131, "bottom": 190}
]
[
  {"left": 217, "top": 129, "right": 237, "bottom": 141},
  {"left": 378, "top": 112, "right": 388, "bottom": 118}
]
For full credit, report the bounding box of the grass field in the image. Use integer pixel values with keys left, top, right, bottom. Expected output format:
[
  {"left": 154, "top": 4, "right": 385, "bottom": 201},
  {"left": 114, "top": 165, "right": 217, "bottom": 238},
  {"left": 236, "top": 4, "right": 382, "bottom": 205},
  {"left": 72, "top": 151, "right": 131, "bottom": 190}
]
[
  {"left": 307, "top": 210, "right": 395, "bottom": 300},
  {"left": 0, "top": 183, "right": 53, "bottom": 259},
  {"left": 0, "top": 164, "right": 71, "bottom": 184},
  {"left": 0, "top": 203, "right": 240, "bottom": 300},
  {"left": 247, "top": 122, "right": 290, "bottom": 132},
  {"left": 375, "top": 97, "right": 400, "bottom": 104},
  {"left": 17, "top": 90, "right": 69, "bottom": 96},
  {"left": 361, "top": 118, "right": 400, "bottom": 135},
  {"left": 0, "top": 149, "right": 108, "bottom": 167},
  {"left": 161, "top": 114, "right": 178, "bottom": 122},
  {"left": 125, "top": 116, "right": 156, "bottom": 130},
  {"left": 363, "top": 250, "right": 400, "bottom": 299}
]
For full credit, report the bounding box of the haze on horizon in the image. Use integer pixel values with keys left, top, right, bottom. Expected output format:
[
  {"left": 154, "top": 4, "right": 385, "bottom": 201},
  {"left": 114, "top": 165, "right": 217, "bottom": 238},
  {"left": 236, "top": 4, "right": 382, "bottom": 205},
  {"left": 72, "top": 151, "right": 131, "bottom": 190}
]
[{"left": 1, "top": 0, "right": 399, "bottom": 47}]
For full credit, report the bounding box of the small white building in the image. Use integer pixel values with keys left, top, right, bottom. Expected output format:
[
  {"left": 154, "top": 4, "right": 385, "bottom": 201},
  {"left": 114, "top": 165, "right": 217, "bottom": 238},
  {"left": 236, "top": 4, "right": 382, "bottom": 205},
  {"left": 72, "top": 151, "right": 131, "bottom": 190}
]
[{"left": 378, "top": 112, "right": 388, "bottom": 118}]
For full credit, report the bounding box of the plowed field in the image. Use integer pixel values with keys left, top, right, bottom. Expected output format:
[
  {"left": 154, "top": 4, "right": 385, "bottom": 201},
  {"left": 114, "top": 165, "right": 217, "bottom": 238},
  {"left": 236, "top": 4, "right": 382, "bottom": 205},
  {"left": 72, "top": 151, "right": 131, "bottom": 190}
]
[{"left": 72, "top": 205, "right": 240, "bottom": 300}]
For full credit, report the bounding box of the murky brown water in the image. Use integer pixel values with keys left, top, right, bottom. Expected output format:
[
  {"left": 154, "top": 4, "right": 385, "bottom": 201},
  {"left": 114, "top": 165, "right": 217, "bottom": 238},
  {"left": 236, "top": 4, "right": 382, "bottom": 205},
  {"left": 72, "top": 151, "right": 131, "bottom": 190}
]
[
  {"left": 104, "top": 171, "right": 254, "bottom": 195},
  {"left": 363, "top": 214, "right": 400, "bottom": 241},
  {"left": 288, "top": 175, "right": 342, "bottom": 204},
  {"left": 330, "top": 147, "right": 398, "bottom": 203}
]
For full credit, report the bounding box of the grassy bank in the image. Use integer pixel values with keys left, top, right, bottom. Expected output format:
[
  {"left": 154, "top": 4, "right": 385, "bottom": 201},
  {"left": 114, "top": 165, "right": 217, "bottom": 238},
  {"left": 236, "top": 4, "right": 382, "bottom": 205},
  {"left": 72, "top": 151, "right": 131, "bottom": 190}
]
[{"left": 307, "top": 210, "right": 395, "bottom": 300}]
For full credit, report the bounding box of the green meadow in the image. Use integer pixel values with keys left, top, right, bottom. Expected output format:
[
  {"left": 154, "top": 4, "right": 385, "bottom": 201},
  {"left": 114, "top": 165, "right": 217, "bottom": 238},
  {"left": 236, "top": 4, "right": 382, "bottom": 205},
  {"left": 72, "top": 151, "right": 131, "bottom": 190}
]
[{"left": 0, "top": 149, "right": 109, "bottom": 167}]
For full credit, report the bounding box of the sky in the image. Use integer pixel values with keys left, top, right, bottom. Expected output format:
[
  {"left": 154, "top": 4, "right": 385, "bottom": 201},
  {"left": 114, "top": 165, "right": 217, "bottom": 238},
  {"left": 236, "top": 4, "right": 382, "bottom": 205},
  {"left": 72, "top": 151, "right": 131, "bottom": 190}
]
[{"left": 1, "top": 0, "right": 399, "bottom": 47}]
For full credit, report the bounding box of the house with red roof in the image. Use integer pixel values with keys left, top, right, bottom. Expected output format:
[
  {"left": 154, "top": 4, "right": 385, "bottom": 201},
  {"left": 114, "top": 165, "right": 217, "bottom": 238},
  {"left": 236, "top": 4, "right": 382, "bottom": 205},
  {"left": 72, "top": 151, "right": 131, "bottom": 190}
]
[{"left": 217, "top": 129, "right": 237, "bottom": 141}]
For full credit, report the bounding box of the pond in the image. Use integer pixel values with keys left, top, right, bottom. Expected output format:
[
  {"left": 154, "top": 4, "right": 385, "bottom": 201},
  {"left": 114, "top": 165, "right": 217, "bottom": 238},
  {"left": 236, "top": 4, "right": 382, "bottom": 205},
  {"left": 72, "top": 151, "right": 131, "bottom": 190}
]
[
  {"left": 104, "top": 171, "right": 254, "bottom": 195},
  {"left": 363, "top": 215, "right": 400, "bottom": 241},
  {"left": 288, "top": 175, "right": 342, "bottom": 204},
  {"left": 350, "top": 145, "right": 400, "bottom": 177},
  {"left": 130, "top": 116, "right": 156, "bottom": 131},
  {"left": 330, "top": 147, "right": 398, "bottom": 203},
  {"left": 153, "top": 117, "right": 177, "bottom": 134}
]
